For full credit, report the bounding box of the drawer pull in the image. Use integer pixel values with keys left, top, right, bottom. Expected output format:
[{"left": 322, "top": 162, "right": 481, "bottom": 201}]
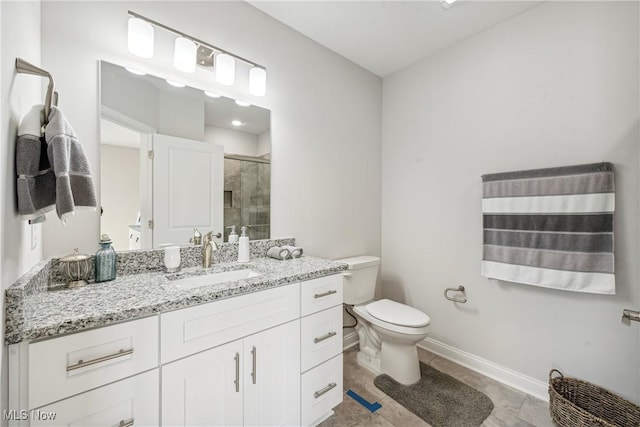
[
  {"left": 313, "top": 331, "right": 337, "bottom": 344},
  {"left": 314, "top": 382, "right": 337, "bottom": 399},
  {"left": 234, "top": 352, "right": 240, "bottom": 392},
  {"left": 67, "top": 348, "right": 134, "bottom": 372},
  {"left": 117, "top": 419, "right": 134, "bottom": 427},
  {"left": 251, "top": 346, "right": 257, "bottom": 384},
  {"left": 314, "top": 290, "right": 337, "bottom": 299}
]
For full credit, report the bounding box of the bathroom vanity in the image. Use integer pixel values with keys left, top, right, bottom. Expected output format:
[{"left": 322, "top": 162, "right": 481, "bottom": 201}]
[{"left": 5, "top": 242, "right": 346, "bottom": 427}]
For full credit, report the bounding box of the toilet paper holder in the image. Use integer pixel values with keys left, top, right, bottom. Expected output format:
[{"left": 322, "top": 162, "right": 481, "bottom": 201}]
[{"left": 444, "top": 285, "right": 467, "bottom": 303}]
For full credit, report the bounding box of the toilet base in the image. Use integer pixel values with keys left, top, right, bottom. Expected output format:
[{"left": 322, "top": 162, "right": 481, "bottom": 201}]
[
  {"left": 379, "top": 340, "right": 421, "bottom": 385},
  {"left": 356, "top": 349, "right": 381, "bottom": 375}
]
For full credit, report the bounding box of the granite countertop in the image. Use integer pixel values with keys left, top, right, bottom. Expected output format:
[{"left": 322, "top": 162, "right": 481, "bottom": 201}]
[{"left": 5, "top": 255, "right": 347, "bottom": 345}]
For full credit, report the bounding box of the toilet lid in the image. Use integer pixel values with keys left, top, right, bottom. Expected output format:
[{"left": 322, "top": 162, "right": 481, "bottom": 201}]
[{"left": 366, "top": 299, "right": 430, "bottom": 327}]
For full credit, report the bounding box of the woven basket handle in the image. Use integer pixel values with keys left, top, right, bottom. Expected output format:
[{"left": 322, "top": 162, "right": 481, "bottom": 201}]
[{"left": 549, "top": 369, "right": 564, "bottom": 381}]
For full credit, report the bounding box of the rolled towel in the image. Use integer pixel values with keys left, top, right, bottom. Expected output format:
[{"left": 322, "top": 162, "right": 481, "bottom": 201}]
[
  {"left": 282, "top": 245, "right": 303, "bottom": 258},
  {"left": 267, "top": 246, "right": 290, "bottom": 260}
]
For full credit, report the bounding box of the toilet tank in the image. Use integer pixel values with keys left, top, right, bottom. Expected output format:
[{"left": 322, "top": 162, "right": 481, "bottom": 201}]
[{"left": 336, "top": 255, "right": 381, "bottom": 305}]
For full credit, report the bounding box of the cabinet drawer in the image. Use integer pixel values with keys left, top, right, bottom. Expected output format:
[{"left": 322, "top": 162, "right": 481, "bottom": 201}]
[
  {"left": 32, "top": 369, "right": 159, "bottom": 426},
  {"left": 28, "top": 316, "right": 158, "bottom": 409},
  {"left": 301, "top": 354, "right": 343, "bottom": 427},
  {"left": 300, "top": 274, "right": 343, "bottom": 317},
  {"left": 301, "top": 306, "right": 343, "bottom": 373},
  {"left": 161, "top": 283, "right": 300, "bottom": 363}
]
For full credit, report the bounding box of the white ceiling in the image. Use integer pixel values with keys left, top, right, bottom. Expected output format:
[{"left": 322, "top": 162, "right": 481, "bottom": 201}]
[{"left": 249, "top": 1, "right": 541, "bottom": 77}]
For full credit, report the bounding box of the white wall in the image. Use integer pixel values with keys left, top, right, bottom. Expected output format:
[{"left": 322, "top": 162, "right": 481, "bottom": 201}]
[
  {"left": 100, "top": 144, "right": 140, "bottom": 250},
  {"left": 257, "top": 130, "right": 271, "bottom": 157},
  {"left": 205, "top": 125, "right": 259, "bottom": 156},
  {"left": 0, "top": 1, "right": 42, "bottom": 420},
  {"left": 41, "top": 1, "right": 382, "bottom": 260},
  {"left": 382, "top": 1, "right": 639, "bottom": 401}
]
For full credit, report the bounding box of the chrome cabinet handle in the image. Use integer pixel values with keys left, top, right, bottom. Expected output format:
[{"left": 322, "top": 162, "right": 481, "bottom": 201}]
[
  {"left": 314, "top": 290, "right": 337, "bottom": 299},
  {"left": 234, "top": 352, "right": 240, "bottom": 392},
  {"left": 117, "top": 419, "right": 134, "bottom": 427},
  {"left": 314, "top": 331, "right": 337, "bottom": 344},
  {"left": 251, "top": 346, "right": 257, "bottom": 384},
  {"left": 314, "top": 382, "right": 337, "bottom": 399},
  {"left": 67, "top": 348, "right": 134, "bottom": 372}
]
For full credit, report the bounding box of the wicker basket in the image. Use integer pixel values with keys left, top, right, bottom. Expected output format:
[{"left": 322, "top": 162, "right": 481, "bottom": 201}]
[{"left": 549, "top": 369, "right": 640, "bottom": 427}]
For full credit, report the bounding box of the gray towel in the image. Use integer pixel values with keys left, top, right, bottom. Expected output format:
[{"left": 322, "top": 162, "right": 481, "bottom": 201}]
[
  {"left": 45, "top": 106, "right": 97, "bottom": 223},
  {"left": 16, "top": 105, "right": 55, "bottom": 221},
  {"left": 267, "top": 246, "right": 290, "bottom": 260},
  {"left": 281, "top": 245, "right": 303, "bottom": 258}
]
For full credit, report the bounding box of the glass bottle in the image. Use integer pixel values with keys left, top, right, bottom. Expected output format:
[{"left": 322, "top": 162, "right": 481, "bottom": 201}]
[{"left": 95, "top": 234, "right": 117, "bottom": 282}]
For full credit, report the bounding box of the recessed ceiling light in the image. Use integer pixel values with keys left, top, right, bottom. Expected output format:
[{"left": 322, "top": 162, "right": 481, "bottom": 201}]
[
  {"left": 125, "top": 67, "right": 146, "bottom": 76},
  {"left": 204, "top": 91, "right": 221, "bottom": 98},
  {"left": 235, "top": 100, "right": 251, "bottom": 107},
  {"left": 166, "top": 79, "right": 185, "bottom": 88},
  {"left": 231, "top": 120, "right": 243, "bottom": 126}
]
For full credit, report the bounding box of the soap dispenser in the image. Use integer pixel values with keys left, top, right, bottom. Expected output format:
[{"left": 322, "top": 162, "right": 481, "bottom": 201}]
[
  {"left": 237, "top": 226, "right": 250, "bottom": 262},
  {"left": 227, "top": 225, "right": 239, "bottom": 243}
]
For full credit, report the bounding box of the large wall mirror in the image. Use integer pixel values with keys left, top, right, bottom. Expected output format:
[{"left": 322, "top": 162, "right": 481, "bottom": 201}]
[{"left": 99, "top": 61, "right": 271, "bottom": 251}]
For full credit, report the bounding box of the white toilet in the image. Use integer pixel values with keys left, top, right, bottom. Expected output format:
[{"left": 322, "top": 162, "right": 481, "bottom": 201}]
[{"left": 337, "top": 255, "right": 431, "bottom": 385}]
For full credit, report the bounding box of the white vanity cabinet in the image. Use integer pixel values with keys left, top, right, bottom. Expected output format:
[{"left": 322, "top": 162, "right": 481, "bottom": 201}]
[
  {"left": 162, "top": 320, "right": 300, "bottom": 427},
  {"left": 8, "top": 273, "right": 344, "bottom": 427}
]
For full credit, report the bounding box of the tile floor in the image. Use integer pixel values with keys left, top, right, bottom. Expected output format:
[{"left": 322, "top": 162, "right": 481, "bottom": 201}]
[{"left": 319, "top": 346, "right": 555, "bottom": 427}]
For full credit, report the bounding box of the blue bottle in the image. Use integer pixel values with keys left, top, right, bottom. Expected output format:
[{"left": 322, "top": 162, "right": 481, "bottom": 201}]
[{"left": 95, "top": 234, "right": 117, "bottom": 282}]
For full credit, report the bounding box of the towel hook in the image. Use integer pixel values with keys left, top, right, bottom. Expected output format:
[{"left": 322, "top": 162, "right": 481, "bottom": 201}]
[
  {"left": 444, "top": 285, "right": 467, "bottom": 303},
  {"left": 15, "top": 58, "right": 58, "bottom": 123}
]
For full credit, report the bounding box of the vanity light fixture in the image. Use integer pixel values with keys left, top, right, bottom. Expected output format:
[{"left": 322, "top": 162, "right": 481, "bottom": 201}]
[
  {"left": 441, "top": 0, "right": 457, "bottom": 8},
  {"left": 235, "top": 100, "right": 251, "bottom": 107},
  {"left": 127, "top": 11, "right": 266, "bottom": 96},
  {"left": 174, "top": 37, "right": 197, "bottom": 73},
  {"left": 231, "top": 120, "right": 243, "bottom": 126},
  {"left": 127, "top": 17, "right": 154, "bottom": 58},
  {"left": 166, "top": 79, "right": 186, "bottom": 88},
  {"left": 249, "top": 66, "right": 266, "bottom": 97},
  {"left": 204, "top": 91, "right": 221, "bottom": 98}
]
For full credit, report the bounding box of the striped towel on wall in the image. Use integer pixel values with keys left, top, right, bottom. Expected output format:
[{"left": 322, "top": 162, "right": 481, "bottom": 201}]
[{"left": 481, "top": 162, "right": 615, "bottom": 295}]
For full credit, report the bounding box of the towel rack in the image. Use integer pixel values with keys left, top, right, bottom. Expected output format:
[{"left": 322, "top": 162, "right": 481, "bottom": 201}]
[
  {"left": 444, "top": 285, "right": 467, "bottom": 303},
  {"left": 15, "top": 58, "right": 58, "bottom": 123}
]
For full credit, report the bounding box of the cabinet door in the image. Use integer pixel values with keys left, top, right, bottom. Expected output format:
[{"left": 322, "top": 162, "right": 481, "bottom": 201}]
[
  {"left": 243, "top": 321, "right": 301, "bottom": 427},
  {"left": 162, "top": 340, "right": 243, "bottom": 426},
  {"left": 32, "top": 369, "right": 159, "bottom": 427}
]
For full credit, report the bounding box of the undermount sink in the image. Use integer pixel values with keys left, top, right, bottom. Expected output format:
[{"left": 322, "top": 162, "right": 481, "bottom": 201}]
[{"left": 168, "top": 269, "right": 262, "bottom": 290}]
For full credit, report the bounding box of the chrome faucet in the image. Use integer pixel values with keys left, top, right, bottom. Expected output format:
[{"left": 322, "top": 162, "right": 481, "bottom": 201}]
[{"left": 202, "top": 231, "right": 218, "bottom": 268}]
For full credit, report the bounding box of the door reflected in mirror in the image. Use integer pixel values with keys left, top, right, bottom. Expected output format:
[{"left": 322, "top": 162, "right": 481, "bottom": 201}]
[{"left": 99, "top": 61, "right": 271, "bottom": 250}]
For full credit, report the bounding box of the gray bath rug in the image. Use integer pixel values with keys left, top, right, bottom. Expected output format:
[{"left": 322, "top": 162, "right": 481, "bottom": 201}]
[{"left": 374, "top": 362, "right": 494, "bottom": 427}]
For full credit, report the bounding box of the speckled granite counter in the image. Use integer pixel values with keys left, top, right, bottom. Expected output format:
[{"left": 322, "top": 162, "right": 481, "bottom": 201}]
[{"left": 5, "top": 245, "right": 348, "bottom": 345}]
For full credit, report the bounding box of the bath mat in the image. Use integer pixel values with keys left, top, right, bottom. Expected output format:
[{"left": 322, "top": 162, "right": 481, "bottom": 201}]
[{"left": 374, "top": 362, "right": 494, "bottom": 427}]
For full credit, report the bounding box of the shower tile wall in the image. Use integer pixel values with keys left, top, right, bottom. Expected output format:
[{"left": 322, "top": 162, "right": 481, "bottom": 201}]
[{"left": 224, "top": 158, "right": 271, "bottom": 241}]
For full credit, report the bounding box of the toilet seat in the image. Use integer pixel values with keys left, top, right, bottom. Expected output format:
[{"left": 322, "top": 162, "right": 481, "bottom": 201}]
[
  {"left": 354, "top": 300, "right": 431, "bottom": 336},
  {"left": 366, "top": 299, "right": 430, "bottom": 327}
]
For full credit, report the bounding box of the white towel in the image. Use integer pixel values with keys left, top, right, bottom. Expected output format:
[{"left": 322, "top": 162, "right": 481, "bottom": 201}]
[{"left": 45, "top": 106, "right": 97, "bottom": 223}]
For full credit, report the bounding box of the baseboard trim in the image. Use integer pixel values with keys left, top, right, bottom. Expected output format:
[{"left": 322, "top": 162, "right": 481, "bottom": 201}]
[
  {"left": 419, "top": 337, "right": 549, "bottom": 402},
  {"left": 343, "top": 331, "right": 359, "bottom": 351}
]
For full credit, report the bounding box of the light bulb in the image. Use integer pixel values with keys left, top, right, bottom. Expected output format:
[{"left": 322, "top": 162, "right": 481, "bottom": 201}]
[
  {"left": 166, "top": 79, "right": 185, "bottom": 88},
  {"left": 174, "top": 37, "right": 197, "bottom": 73},
  {"left": 125, "top": 67, "right": 146, "bottom": 76},
  {"left": 249, "top": 67, "right": 266, "bottom": 97},
  {"left": 216, "top": 53, "right": 235, "bottom": 86},
  {"left": 128, "top": 17, "right": 154, "bottom": 58},
  {"left": 204, "top": 91, "right": 221, "bottom": 98},
  {"left": 231, "top": 120, "right": 243, "bottom": 126},
  {"left": 235, "top": 100, "right": 251, "bottom": 107}
]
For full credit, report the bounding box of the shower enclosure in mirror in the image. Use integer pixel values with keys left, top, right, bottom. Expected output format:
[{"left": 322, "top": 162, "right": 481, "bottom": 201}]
[{"left": 99, "top": 61, "right": 271, "bottom": 250}]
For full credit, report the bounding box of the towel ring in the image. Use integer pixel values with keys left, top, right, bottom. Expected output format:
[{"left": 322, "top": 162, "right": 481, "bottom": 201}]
[{"left": 444, "top": 285, "right": 467, "bottom": 303}]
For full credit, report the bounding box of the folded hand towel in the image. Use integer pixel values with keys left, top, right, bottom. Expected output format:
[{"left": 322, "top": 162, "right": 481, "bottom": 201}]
[
  {"left": 16, "top": 105, "right": 55, "bottom": 221},
  {"left": 282, "top": 245, "right": 303, "bottom": 258},
  {"left": 45, "top": 106, "right": 97, "bottom": 223},
  {"left": 267, "top": 246, "right": 290, "bottom": 260}
]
